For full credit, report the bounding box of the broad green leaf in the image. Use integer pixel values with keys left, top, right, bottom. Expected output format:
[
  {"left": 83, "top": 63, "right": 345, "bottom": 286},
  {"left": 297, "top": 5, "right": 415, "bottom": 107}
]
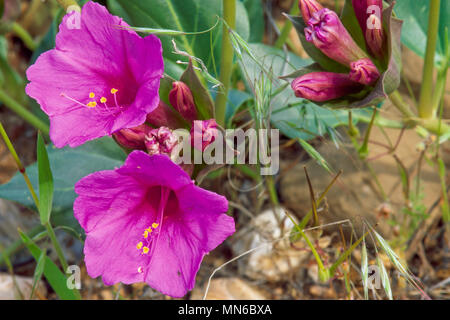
[
  {"left": 37, "top": 133, "right": 54, "bottom": 225},
  {"left": 19, "top": 230, "right": 80, "bottom": 300},
  {"left": 0, "top": 137, "right": 126, "bottom": 232},
  {"left": 243, "top": 0, "right": 264, "bottom": 43},
  {"left": 107, "top": 0, "right": 250, "bottom": 76},
  {"left": 395, "top": 0, "right": 450, "bottom": 67}
]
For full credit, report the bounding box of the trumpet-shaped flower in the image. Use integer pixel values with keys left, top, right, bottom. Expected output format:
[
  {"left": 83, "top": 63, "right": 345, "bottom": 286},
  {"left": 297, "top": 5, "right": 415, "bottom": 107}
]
[
  {"left": 305, "top": 8, "right": 368, "bottom": 67},
  {"left": 291, "top": 72, "right": 363, "bottom": 102},
  {"left": 74, "top": 151, "right": 235, "bottom": 297},
  {"left": 26, "top": 1, "right": 164, "bottom": 148}
]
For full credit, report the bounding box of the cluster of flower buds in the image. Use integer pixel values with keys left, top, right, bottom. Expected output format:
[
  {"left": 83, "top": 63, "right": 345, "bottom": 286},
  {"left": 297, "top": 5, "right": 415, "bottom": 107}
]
[
  {"left": 292, "top": 0, "right": 385, "bottom": 102},
  {"left": 113, "top": 80, "right": 218, "bottom": 158}
]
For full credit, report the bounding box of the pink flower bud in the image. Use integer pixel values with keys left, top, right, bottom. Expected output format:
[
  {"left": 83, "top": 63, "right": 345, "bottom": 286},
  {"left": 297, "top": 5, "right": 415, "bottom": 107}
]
[
  {"left": 352, "top": 0, "right": 383, "bottom": 37},
  {"left": 146, "top": 101, "right": 185, "bottom": 130},
  {"left": 349, "top": 58, "right": 380, "bottom": 85},
  {"left": 145, "top": 127, "right": 178, "bottom": 156},
  {"left": 305, "top": 8, "right": 368, "bottom": 67},
  {"left": 169, "top": 81, "right": 198, "bottom": 122},
  {"left": 299, "top": 0, "right": 323, "bottom": 23},
  {"left": 113, "top": 124, "right": 152, "bottom": 150},
  {"left": 291, "top": 72, "right": 363, "bottom": 102},
  {"left": 365, "top": 14, "right": 385, "bottom": 59},
  {"left": 190, "top": 119, "right": 218, "bottom": 151}
]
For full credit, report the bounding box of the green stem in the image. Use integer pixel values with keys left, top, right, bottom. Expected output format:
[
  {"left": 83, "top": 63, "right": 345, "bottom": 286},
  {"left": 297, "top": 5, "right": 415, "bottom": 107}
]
[
  {"left": 265, "top": 175, "right": 279, "bottom": 206},
  {"left": 0, "top": 122, "right": 40, "bottom": 208},
  {"left": 0, "top": 89, "right": 49, "bottom": 136},
  {"left": 45, "top": 223, "right": 69, "bottom": 272},
  {"left": 11, "top": 22, "right": 37, "bottom": 51},
  {"left": 358, "top": 107, "right": 377, "bottom": 159},
  {"left": 215, "top": 0, "right": 236, "bottom": 127},
  {"left": 418, "top": 0, "right": 441, "bottom": 119},
  {"left": 389, "top": 90, "right": 416, "bottom": 119},
  {"left": 274, "top": 1, "right": 300, "bottom": 49}
]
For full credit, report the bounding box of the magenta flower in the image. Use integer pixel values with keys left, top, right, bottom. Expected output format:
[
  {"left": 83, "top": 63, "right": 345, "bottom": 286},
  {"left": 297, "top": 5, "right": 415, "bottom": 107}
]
[
  {"left": 74, "top": 151, "right": 235, "bottom": 297},
  {"left": 298, "top": 0, "right": 323, "bottom": 24},
  {"left": 191, "top": 119, "right": 219, "bottom": 151},
  {"left": 365, "top": 14, "right": 385, "bottom": 60},
  {"left": 169, "top": 81, "right": 198, "bottom": 122},
  {"left": 291, "top": 72, "right": 363, "bottom": 102},
  {"left": 349, "top": 58, "right": 380, "bottom": 85},
  {"left": 352, "top": 0, "right": 383, "bottom": 37},
  {"left": 25, "top": 2, "right": 164, "bottom": 148},
  {"left": 305, "top": 8, "right": 368, "bottom": 67}
]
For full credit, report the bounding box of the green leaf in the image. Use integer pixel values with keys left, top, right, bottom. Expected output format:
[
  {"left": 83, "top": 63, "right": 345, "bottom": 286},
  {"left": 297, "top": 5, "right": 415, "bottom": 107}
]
[
  {"left": 107, "top": 0, "right": 250, "bottom": 76},
  {"left": 30, "top": 251, "right": 46, "bottom": 300},
  {"left": 37, "top": 133, "right": 54, "bottom": 225},
  {"left": 180, "top": 59, "right": 214, "bottom": 119},
  {"left": 395, "top": 0, "right": 450, "bottom": 66},
  {"left": 0, "top": 137, "right": 126, "bottom": 232},
  {"left": 298, "top": 138, "right": 332, "bottom": 173},
  {"left": 18, "top": 230, "right": 80, "bottom": 300},
  {"left": 242, "top": 0, "right": 264, "bottom": 43}
]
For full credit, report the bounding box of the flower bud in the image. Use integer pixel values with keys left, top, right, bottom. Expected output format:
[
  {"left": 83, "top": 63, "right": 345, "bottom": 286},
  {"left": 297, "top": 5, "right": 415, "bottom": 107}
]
[
  {"left": 299, "top": 0, "right": 323, "bottom": 24},
  {"left": 169, "top": 81, "right": 198, "bottom": 122},
  {"left": 113, "top": 124, "right": 151, "bottom": 150},
  {"left": 305, "top": 8, "right": 368, "bottom": 67},
  {"left": 349, "top": 58, "right": 380, "bottom": 85},
  {"left": 146, "top": 101, "right": 185, "bottom": 130},
  {"left": 291, "top": 72, "right": 363, "bottom": 102},
  {"left": 145, "top": 127, "right": 178, "bottom": 156},
  {"left": 190, "top": 119, "right": 218, "bottom": 151},
  {"left": 352, "top": 0, "right": 383, "bottom": 37},
  {"left": 365, "top": 14, "right": 385, "bottom": 60}
]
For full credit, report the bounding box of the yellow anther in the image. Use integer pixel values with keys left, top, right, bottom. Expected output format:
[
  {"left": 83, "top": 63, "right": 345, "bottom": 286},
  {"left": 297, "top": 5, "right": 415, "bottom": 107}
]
[
  {"left": 143, "top": 230, "right": 149, "bottom": 239},
  {"left": 142, "top": 246, "right": 149, "bottom": 254},
  {"left": 138, "top": 267, "right": 143, "bottom": 273},
  {"left": 152, "top": 223, "right": 159, "bottom": 229},
  {"left": 111, "top": 88, "right": 118, "bottom": 94},
  {"left": 87, "top": 101, "right": 97, "bottom": 108},
  {"left": 100, "top": 97, "right": 107, "bottom": 103},
  {"left": 136, "top": 242, "right": 143, "bottom": 250},
  {"left": 89, "top": 92, "right": 95, "bottom": 98},
  {"left": 145, "top": 227, "right": 152, "bottom": 233}
]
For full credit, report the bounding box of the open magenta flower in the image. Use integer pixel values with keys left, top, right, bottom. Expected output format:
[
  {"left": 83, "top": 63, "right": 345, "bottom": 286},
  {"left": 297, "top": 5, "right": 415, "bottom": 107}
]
[
  {"left": 291, "top": 72, "right": 363, "bottom": 102},
  {"left": 305, "top": 8, "right": 368, "bottom": 67},
  {"left": 74, "top": 151, "right": 235, "bottom": 297},
  {"left": 25, "top": 1, "right": 164, "bottom": 148}
]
